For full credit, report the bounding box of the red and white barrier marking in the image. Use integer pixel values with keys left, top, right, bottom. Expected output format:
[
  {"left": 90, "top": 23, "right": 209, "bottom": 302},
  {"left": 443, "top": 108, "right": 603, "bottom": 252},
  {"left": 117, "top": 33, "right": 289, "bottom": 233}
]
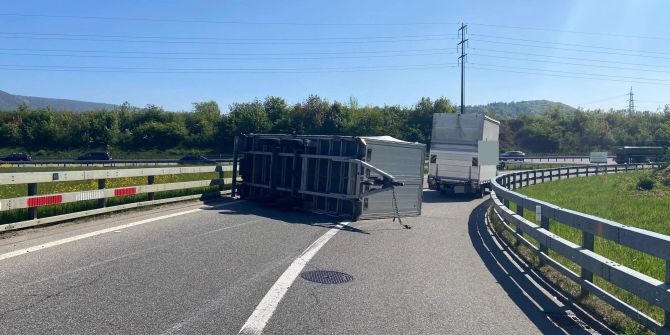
[
  {"left": 75, "top": 190, "right": 105, "bottom": 201},
  {"left": 27, "top": 195, "right": 63, "bottom": 207},
  {"left": 114, "top": 187, "right": 137, "bottom": 197}
]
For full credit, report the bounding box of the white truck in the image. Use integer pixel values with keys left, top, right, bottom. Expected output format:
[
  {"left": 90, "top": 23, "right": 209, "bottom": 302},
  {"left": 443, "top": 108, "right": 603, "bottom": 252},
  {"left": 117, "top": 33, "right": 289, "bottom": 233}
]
[{"left": 427, "top": 113, "right": 500, "bottom": 197}]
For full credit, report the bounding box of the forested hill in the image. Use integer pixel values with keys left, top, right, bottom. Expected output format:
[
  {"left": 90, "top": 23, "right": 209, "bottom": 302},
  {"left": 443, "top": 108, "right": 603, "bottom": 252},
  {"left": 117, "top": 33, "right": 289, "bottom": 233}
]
[
  {"left": 467, "top": 100, "right": 577, "bottom": 118},
  {"left": 0, "top": 90, "right": 117, "bottom": 112}
]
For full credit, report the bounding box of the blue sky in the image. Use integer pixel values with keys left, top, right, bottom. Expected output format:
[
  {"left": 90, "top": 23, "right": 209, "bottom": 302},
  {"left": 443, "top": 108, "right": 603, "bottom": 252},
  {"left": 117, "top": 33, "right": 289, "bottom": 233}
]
[{"left": 0, "top": 0, "right": 668, "bottom": 111}]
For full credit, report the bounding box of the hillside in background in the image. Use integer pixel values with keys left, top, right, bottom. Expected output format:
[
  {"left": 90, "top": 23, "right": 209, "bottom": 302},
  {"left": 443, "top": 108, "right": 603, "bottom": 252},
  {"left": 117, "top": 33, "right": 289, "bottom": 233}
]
[
  {"left": 467, "top": 100, "right": 578, "bottom": 118},
  {"left": 0, "top": 90, "right": 117, "bottom": 112}
]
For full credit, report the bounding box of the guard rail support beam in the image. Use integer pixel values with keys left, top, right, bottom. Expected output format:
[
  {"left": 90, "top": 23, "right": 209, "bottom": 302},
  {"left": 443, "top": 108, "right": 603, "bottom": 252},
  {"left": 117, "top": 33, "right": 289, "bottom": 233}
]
[
  {"left": 98, "top": 179, "right": 106, "bottom": 208},
  {"left": 28, "top": 183, "right": 37, "bottom": 220},
  {"left": 580, "top": 231, "right": 595, "bottom": 298},
  {"left": 147, "top": 175, "right": 155, "bottom": 201}
]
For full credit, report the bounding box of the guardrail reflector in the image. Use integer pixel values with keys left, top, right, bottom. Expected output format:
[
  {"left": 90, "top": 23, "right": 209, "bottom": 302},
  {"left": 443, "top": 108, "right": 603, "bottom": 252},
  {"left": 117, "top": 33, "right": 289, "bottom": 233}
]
[
  {"left": 75, "top": 190, "right": 104, "bottom": 201},
  {"left": 114, "top": 187, "right": 137, "bottom": 197},
  {"left": 27, "top": 195, "right": 63, "bottom": 207}
]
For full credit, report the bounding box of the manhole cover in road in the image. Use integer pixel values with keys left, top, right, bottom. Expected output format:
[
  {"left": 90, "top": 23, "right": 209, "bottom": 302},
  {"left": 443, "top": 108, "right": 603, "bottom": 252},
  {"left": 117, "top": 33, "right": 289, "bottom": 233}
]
[{"left": 300, "top": 270, "right": 353, "bottom": 284}]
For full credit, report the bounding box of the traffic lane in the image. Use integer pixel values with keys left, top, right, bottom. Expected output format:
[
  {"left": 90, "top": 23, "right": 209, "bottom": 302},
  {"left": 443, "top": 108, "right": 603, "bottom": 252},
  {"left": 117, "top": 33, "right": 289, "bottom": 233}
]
[
  {"left": 263, "top": 191, "right": 565, "bottom": 335},
  {"left": 0, "top": 199, "right": 252, "bottom": 285},
  {"left": 0, "top": 200, "right": 346, "bottom": 335},
  {"left": 0, "top": 198, "right": 235, "bottom": 254}
]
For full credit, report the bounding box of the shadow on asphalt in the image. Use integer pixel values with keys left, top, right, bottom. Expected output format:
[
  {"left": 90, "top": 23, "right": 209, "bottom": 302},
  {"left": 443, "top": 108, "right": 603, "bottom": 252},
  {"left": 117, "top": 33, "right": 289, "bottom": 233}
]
[
  {"left": 467, "top": 201, "right": 612, "bottom": 335},
  {"left": 202, "top": 199, "right": 369, "bottom": 235},
  {"left": 421, "top": 189, "right": 484, "bottom": 203}
]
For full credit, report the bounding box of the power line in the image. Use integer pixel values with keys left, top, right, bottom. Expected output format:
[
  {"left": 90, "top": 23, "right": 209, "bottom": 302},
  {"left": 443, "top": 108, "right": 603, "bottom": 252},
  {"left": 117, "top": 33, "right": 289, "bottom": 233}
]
[
  {"left": 469, "top": 63, "right": 670, "bottom": 86},
  {"left": 0, "top": 62, "right": 456, "bottom": 74},
  {"left": 0, "top": 50, "right": 455, "bottom": 61},
  {"left": 0, "top": 31, "right": 457, "bottom": 42},
  {"left": 0, "top": 46, "right": 453, "bottom": 56},
  {"left": 471, "top": 62, "right": 670, "bottom": 83},
  {"left": 0, "top": 65, "right": 454, "bottom": 74},
  {"left": 472, "top": 38, "right": 670, "bottom": 61},
  {"left": 0, "top": 12, "right": 664, "bottom": 42},
  {"left": 471, "top": 47, "right": 669, "bottom": 69},
  {"left": 0, "top": 35, "right": 457, "bottom": 45},
  {"left": 471, "top": 33, "right": 670, "bottom": 57},
  {"left": 469, "top": 53, "right": 670, "bottom": 74},
  {"left": 0, "top": 13, "right": 461, "bottom": 26},
  {"left": 468, "top": 22, "right": 670, "bottom": 43},
  {"left": 578, "top": 94, "right": 629, "bottom": 106}
]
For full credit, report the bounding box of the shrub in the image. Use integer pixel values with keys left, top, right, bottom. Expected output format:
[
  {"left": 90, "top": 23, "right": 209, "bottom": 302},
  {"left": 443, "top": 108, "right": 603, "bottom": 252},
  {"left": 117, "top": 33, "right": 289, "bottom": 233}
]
[
  {"left": 637, "top": 174, "right": 656, "bottom": 190},
  {"left": 653, "top": 166, "right": 670, "bottom": 186}
]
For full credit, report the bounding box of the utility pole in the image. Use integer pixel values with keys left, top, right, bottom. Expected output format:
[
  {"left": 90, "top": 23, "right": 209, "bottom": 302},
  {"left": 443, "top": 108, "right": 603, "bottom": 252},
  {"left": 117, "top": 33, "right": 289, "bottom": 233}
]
[
  {"left": 628, "top": 86, "right": 635, "bottom": 113},
  {"left": 458, "top": 23, "right": 468, "bottom": 115}
]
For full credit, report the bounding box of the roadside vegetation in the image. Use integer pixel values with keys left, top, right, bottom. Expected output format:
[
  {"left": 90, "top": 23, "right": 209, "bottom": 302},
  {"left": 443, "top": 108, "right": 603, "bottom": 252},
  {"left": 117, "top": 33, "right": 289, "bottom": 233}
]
[
  {"left": 1, "top": 97, "right": 669, "bottom": 158},
  {"left": 493, "top": 169, "right": 670, "bottom": 334}
]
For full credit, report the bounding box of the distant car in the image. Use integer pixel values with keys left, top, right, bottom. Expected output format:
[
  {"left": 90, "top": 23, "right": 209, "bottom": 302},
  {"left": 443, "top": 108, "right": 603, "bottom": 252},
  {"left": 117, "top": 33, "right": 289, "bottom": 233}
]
[
  {"left": 0, "top": 153, "right": 32, "bottom": 162},
  {"left": 76, "top": 151, "right": 112, "bottom": 161},
  {"left": 500, "top": 151, "right": 526, "bottom": 161},
  {"left": 178, "top": 155, "right": 214, "bottom": 164}
]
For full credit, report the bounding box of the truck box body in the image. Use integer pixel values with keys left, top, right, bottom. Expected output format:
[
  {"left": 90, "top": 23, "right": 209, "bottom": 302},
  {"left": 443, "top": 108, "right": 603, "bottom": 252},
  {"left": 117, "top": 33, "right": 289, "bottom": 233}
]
[
  {"left": 428, "top": 113, "right": 500, "bottom": 195},
  {"left": 234, "top": 134, "right": 425, "bottom": 220}
]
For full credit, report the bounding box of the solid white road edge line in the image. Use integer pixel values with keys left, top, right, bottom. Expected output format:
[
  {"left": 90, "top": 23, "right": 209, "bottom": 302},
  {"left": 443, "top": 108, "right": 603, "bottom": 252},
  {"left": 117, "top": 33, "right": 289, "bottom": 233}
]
[
  {"left": 0, "top": 200, "right": 245, "bottom": 262},
  {"left": 238, "top": 221, "right": 351, "bottom": 335}
]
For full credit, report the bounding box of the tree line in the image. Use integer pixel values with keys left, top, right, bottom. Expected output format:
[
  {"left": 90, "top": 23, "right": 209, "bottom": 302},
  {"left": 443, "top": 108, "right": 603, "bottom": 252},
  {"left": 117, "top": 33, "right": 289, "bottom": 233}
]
[{"left": 1, "top": 95, "right": 669, "bottom": 155}]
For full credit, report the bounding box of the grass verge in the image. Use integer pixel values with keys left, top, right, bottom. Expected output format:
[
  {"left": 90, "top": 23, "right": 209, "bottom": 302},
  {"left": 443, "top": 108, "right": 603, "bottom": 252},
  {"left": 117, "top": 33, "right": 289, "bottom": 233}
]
[
  {"left": 488, "top": 206, "right": 653, "bottom": 335},
  {"left": 494, "top": 170, "right": 670, "bottom": 334}
]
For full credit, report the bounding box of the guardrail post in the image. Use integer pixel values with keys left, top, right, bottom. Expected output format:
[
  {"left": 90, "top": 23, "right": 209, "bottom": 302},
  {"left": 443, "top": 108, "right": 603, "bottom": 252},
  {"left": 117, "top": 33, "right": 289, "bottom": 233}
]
[
  {"left": 515, "top": 203, "right": 524, "bottom": 246},
  {"left": 539, "top": 215, "right": 550, "bottom": 266},
  {"left": 218, "top": 164, "right": 225, "bottom": 193},
  {"left": 147, "top": 175, "right": 155, "bottom": 201},
  {"left": 27, "top": 183, "right": 37, "bottom": 220},
  {"left": 98, "top": 179, "right": 106, "bottom": 208},
  {"left": 524, "top": 171, "right": 529, "bottom": 187},
  {"left": 232, "top": 136, "right": 239, "bottom": 197},
  {"left": 580, "top": 231, "right": 595, "bottom": 298}
]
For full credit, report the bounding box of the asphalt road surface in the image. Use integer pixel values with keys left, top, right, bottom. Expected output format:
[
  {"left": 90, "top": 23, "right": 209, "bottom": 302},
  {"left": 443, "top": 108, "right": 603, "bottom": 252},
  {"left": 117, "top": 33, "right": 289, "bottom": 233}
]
[{"left": 0, "top": 191, "right": 608, "bottom": 334}]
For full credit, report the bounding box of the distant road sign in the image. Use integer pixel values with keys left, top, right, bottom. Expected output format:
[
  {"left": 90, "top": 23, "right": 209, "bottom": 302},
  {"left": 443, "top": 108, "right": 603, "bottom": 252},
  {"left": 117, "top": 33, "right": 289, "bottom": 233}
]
[{"left": 590, "top": 152, "right": 608, "bottom": 164}]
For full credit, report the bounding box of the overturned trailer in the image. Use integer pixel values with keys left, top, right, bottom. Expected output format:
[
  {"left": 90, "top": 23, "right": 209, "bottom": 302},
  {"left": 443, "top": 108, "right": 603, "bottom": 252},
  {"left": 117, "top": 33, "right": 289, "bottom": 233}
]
[{"left": 232, "top": 134, "right": 425, "bottom": 221}]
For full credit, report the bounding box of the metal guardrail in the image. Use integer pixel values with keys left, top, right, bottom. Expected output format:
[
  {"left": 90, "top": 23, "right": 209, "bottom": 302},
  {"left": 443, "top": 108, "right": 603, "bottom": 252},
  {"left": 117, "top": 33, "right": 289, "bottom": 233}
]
[
  {"left": 0, "top": 155, "right": 234, "bottom": 167},
  {"left": 490, "top": 163, "right": 669, "bottom": 334},
  {"left": 0, "top": 165, "right": 233, "bottom": 232}
]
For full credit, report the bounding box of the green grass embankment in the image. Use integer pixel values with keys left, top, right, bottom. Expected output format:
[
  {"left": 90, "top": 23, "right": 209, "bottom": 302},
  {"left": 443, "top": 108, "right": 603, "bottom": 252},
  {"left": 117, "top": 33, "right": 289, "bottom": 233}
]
[{"left": 507, "top": 171, "right": 669, "bottom": 333}]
